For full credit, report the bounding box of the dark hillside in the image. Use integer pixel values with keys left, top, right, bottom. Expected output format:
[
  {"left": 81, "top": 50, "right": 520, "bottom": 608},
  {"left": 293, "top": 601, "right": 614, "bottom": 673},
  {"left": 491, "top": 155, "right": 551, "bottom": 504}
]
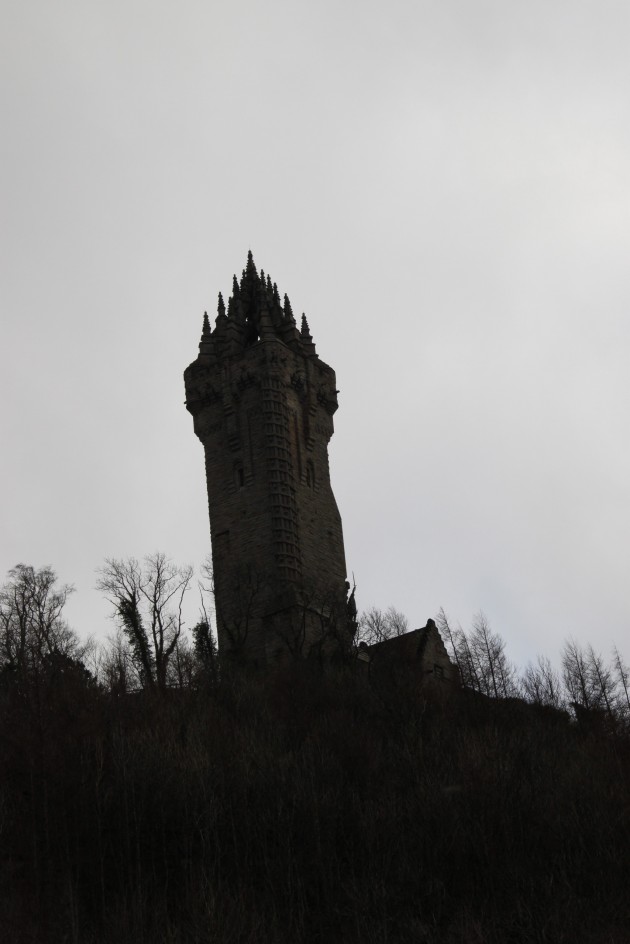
[{"left": 0, "top": 664, "right": 628, "bottom": 943}]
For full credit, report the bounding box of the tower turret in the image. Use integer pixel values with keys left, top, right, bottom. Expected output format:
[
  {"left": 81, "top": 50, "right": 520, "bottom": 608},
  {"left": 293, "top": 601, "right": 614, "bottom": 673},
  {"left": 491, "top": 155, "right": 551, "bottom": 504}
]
[{"left": 184, "top": 253, "right": 351, "bottom": 665}]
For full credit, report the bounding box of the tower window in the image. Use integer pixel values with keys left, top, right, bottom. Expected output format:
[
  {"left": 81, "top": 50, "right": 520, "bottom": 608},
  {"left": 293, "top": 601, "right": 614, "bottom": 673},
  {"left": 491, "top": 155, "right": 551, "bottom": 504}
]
[
  {"left": 306, "top": 460, "right": 315, "bottom": 489},
  {"left": 234, "top": 463, "right": 245, "bottom": 489}
]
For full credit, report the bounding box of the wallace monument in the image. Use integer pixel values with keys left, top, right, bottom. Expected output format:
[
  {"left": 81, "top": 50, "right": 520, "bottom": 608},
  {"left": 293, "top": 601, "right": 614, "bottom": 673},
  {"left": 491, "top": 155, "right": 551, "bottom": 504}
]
[
  {"left": 184, "top": 252, "right": 454, "bottom": 680},
  {"left": 184, "top": 252, "right": 354, "bottom": 665}
]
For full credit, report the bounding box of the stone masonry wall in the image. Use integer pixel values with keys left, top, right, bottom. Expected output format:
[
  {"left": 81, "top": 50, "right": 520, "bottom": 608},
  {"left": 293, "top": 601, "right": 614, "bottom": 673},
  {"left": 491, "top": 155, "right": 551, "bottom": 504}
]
[{"left": 186, "top": 314, "right": 348, "bottom": 663}]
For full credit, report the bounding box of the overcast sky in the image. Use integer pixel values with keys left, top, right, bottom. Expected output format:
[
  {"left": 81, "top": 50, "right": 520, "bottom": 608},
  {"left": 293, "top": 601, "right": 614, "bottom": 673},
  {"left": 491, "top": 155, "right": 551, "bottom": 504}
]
[{"left": 2, "top": 0, "right": 629, "bottom": 669}]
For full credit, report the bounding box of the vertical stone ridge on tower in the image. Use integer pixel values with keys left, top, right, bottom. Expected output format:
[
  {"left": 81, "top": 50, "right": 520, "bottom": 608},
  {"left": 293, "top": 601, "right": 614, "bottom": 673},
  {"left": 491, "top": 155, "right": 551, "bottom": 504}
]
[{"left": 184, "top": 253, "right": 352, "bottom": 665}]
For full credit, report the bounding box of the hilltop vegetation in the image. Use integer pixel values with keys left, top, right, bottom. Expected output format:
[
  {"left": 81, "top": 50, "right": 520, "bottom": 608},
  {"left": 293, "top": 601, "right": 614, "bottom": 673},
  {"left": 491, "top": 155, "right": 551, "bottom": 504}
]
[{"left": 0, "top": 564, "right": 628, "bottom": 943}]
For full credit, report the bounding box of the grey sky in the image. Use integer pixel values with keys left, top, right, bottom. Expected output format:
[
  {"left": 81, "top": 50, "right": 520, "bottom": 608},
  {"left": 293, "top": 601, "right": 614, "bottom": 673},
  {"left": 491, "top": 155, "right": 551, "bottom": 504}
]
[{"left": 2, "top": 0, "right": 629, "bottom": 668}]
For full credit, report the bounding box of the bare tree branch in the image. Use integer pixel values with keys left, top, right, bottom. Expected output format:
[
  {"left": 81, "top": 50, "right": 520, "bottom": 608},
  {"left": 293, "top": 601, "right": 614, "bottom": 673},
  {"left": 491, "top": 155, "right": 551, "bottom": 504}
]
[{"left": 97, "top": 554, "right": 193, "bottom": 692}]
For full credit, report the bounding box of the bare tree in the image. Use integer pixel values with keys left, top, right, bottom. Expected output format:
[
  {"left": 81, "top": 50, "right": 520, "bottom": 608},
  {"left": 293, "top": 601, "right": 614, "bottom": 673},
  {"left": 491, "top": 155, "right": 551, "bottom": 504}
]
[
  {"left": 168, "top": 634, "right": 196, "bottom": 689},
  {"left": 436, "top": 608, "right": 516, "bottom": 698},
  {"left": 562, "top": 638, "right": 598, "bottom": 713},
  {"left": 612, "top": 645, "right": 630, "bottom": 728},
  {"left": 466, "top": 612, "right": 518, "bottom": 698},
  {"left": 436, "top": 608, "right": 482, "bottom": 692},
  {"left": 357, "top": 606, "right": 409, "bottom": 647},
  {"left": 202, "top": 558, "right": 265, "bottom": 660},
  {"left": 272, "top": 596, "right": 310, "bottom": 659},
  {"left": 0, "top": 564, "right": 83, "bottom": 681},
  {"left": 586, "top": 644, "right": 618, "bottom": 724},
  {"left": 273, "top": 584, "right": 355, "bottom": 663},
  {"left": 521, "top": 655, "right": 564, "bottom": 709},
  {"left": 97, "top": 554, "right": 193, "bottom": 692},
  {"left": 99, "top": 627, "right": 134, "bottom": 693}
]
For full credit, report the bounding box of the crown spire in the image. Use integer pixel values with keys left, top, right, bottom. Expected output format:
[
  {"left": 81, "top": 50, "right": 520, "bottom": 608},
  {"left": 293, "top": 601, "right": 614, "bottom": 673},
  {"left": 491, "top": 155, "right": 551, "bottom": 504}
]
[
  {"left": 245, "top": 249, "right": 257, "bottom": 278},
  {"left": 215, "top": 294, "right": 228, "bottom": 331},
  {"left": 199, "top": 253, "right": 321, "bottom": 353},
  {"left": 198, "top": 310, "right": 216, "bottom": 359},
  {"left": 300, "top": 313, "right": 316, "bottom": 355}
]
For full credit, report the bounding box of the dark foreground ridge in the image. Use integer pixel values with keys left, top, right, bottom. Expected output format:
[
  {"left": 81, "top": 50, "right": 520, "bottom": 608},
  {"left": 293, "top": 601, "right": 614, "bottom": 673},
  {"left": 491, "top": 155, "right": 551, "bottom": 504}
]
[{"left": 0, "top": 662, "right": 628, "bottom": 944}]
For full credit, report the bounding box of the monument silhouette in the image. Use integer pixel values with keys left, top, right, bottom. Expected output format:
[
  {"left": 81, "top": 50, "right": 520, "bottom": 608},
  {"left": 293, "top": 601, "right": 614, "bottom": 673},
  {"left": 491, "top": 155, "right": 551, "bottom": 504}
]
[{"left": 184, "top": 252, "right": 353, "bottom": 665}]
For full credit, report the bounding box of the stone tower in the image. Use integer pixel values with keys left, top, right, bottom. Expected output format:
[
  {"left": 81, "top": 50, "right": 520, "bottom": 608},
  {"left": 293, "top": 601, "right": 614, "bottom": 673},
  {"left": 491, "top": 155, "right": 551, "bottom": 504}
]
[{"left": 184, "top": 252, "right": 352, "bottom": 665}]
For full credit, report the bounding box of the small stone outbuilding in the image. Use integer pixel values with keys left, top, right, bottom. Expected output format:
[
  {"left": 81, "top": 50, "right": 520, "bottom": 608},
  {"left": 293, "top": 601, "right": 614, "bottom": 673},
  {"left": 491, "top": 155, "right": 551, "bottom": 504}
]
[{"left": 358, "top": 619, "right": 459, "bottom": 687}]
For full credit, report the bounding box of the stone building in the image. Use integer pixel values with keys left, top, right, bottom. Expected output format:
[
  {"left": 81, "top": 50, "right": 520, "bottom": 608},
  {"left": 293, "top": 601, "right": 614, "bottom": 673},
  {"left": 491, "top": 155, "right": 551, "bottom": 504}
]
[
  {"left": 184, "top": 253, "right": 353, "bottom": 665},
  {"left": 357, "top": 619, "right": 460, "bottom": 687}
]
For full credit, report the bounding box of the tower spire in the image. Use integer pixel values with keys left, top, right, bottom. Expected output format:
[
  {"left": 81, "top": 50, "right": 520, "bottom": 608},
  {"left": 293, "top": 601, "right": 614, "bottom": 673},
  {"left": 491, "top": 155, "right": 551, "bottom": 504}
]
[
  {"left": 199, "top": 310, "right": 216, "bottom": 360},
  {"left": 245, "top": 249, "right": 257, "bottom": 279},
  {"left": 215, "top": 293, "right": 228, "bottom": 331},
  {"left": 301, "top": 313, "right": 316, "bottom": 355}
]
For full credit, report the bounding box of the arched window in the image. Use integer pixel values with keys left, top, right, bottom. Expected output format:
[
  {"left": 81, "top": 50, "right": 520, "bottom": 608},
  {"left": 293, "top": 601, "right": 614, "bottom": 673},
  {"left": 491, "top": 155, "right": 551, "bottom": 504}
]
[{"left": 234, "top": 462, "right": 245, "bottom": 489}]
